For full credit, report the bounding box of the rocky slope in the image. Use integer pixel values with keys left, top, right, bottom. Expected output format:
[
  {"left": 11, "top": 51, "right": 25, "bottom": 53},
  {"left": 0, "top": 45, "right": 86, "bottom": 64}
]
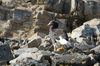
[{"left": 0, "top": 0, "right": 100, "bottom": 66}]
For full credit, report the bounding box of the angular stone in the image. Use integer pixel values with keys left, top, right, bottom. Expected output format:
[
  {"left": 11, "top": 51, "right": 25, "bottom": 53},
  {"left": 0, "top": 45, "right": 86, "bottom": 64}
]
[
  {"left": 24, "top": 35, "right": 42, "bottom": 48},
  {"left": 0, "top": 44, "right": 14, "bottom": 63}
]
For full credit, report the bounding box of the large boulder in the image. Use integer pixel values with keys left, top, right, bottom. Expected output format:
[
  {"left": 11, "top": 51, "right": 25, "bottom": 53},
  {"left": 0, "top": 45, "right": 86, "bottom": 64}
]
[
  {"left": 71, "top": 24, "right": 94, "bottom": 39},
  {"left": 0, "top": 44, "right": 14, "bottom": 64},
  {"left": 84, "top": 18, "right": 100, "bottom": 36}
]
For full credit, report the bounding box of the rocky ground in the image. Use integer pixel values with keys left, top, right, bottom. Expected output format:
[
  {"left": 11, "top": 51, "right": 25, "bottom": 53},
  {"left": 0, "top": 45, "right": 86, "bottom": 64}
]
[{"left": 0, "top": 0, "right": 100, "bottom": 66}]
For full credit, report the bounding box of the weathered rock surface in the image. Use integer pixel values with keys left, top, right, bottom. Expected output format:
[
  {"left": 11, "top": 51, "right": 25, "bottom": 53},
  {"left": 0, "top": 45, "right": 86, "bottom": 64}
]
[
  {"left": 51, "top": 53, "right": 91, "bottom": 66},
  {"left": 14, "top": 48, "right": 39, "bottom": 56},
  {"left": 24, "top": 34, "right": 42, "bottom": 48},
  {"left": 10, "top": 50, "right": 52, "bottom": 66},
  {"left": 0, "top": 44, "right": 14, "bottom": 64},
  {"left": 71, "top": 24, "right": 94, "bottom": 39},
  {"left": 91, "top": 45, "right": 100, "bottom": 54}
]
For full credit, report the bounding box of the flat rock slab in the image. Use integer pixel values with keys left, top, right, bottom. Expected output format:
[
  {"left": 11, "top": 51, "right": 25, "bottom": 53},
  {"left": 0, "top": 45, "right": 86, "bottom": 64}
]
[
  {"left": 51, "top": 53, "right": 90, "bottom": 66},
  {"left": 0, "top": 44, "right": 14, "bottom": 63},
  {"left": 14, "top": 48, "right": 39, "bottom": 56}
]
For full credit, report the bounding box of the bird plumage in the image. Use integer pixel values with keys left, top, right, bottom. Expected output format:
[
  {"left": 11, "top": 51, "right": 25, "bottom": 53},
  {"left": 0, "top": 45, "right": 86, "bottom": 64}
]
[{"left": 55, "top": 36, "right": 71, "bottom": 46}]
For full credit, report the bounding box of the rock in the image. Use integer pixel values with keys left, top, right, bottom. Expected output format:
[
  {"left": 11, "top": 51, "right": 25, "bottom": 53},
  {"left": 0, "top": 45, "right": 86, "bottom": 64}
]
[
  {"left": 84, "top": 18, "right": 100, "bottom": 36},
  {"left": 51, "top": 53, "right": 90, "bottom": 66},
  {"left": 84, "top": 1, "right": 100, "bottom": 20},
  {"left": 11, "top": 57, "right": 38, "bottom": 66},
  {"left": 94, "top": 63, "right": 100, "bottom": 66},
  {"left": 91, "top": 45, "right": 100, "bottom": 54},
  {"left": 76, "top": 37, "right": 95, "bottom": 45},
  {"left": 73, "top": 40, "right": 95, "bottom": 52},
  {"left": 34, "top": 10, "right": 54, "bottom": 30},
  {"left": 14, "top": 48, "right": 39, "bottom": 57},
  {"left": 32, "top": 0, "right": 64, "bottom": 13},
  {"left": 71, "top": 24, "right": 94, "bottom": 39},
  {"left": 13, "top": 9, "right": 32, "bottom": 21},
  {"left": 39, "top": 35, "right": 53, "bottom": 51},
  {"left": 84, "top": 19, "right": 100, "bottom": 27},
  {"left": 0, "top": 8, "right": 12, "bottom": 20},
  {"left": 0, "top": 44, "right": 14, "bottom": 63},
  {"left": 93, "top": 26, "right": 100, "bottom": 36},
  {"left": 10, "top": 50, "right": 52, "bottom": 66},
  {"left": 2, "top": 0, "right": 15, "bottom": 8},
  {"left": 24, "top": 34, "right": 42, "bottom": 48}
]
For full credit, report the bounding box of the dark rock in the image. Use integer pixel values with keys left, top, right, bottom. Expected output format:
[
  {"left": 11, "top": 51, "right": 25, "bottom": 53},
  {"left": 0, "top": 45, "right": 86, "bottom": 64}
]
[
  {"left": 0, "top": 44, "right": 14, "bottom": 64},
  {"left": 13, "top": 9, "right": 32, "bottom": 21}
]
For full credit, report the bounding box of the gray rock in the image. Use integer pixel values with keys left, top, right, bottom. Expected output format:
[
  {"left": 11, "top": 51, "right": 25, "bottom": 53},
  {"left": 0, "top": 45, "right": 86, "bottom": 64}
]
[
  {"left": 93, "top": 26, "right": 100, "bottom": 36},
  {"left": 84, "top": 19, "right": 100, "bottom": 27},
  {"left": 74, "top": 40, "right": 95, "bottom": 52},
  {"left": 25, "top": 37, "right": 42, "bottom": 48},
  {"left": 51, "top": 53, "right": 90, "bottom": 66},
  {"left": 13, "top": 9, "right": 32, "bottom": 21},
  {"left": 76, "top": 37, "right": 95, "bottom": 46},
  {"left": 2, "top": 0, "right": 15, "bottom": 8},
  {"left": 39, "top": 35, "right": 53, "bottom": 51},
  {"left": 91, "top": 45, "right": 100, "bottom": 54},
  {"left": 10, "top": 50, "right": 52, "bottom": 66},
  {"left": 0, "top": 44, "right": 14, "bottom": 63},
  {"left": 11, "top": 57, "right": 38, "bottom": 66},
  {"left": 71, "top": 24, "right": 94, "bottom": 39},
  {"left": 14, "top": 48, "right": 39, "bottom": 56},
  {"left": 84, "top": 1, "right": 100, "bottom": 20}
]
